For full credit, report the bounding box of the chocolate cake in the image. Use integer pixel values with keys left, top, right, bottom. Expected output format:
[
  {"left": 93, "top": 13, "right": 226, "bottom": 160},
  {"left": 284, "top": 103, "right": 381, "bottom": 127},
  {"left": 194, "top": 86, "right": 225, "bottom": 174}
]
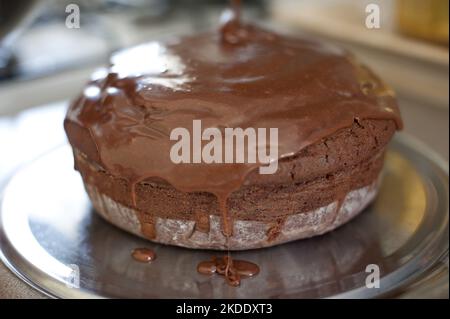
[{"left": 64, "top": 11, "right": 402, "bottom": 251}]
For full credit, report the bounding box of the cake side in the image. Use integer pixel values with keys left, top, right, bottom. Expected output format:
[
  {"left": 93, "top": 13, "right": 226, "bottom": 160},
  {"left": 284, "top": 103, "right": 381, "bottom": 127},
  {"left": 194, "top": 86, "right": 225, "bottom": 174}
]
[
  {"left": 72, "top": 118, "right": 392, "bottom": 249},
  {"left": 73, "top": 119, "right": 393, "bottom": 219},
  {"left": 84, "top": 179, "right": 380, "bottom": 250}
]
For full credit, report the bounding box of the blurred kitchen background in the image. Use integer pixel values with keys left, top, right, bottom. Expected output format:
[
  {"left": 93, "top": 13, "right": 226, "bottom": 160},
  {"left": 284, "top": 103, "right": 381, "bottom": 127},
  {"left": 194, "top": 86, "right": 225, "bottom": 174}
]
[{"left": 0, "top": 0, "right": 448, "bottom": 181}]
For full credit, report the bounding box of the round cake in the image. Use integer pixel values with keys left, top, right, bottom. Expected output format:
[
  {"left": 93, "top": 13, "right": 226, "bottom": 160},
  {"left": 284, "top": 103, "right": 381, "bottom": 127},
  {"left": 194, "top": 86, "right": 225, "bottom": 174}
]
[{"left": 64, "top": 20, "right": 402, "bottom": 250}]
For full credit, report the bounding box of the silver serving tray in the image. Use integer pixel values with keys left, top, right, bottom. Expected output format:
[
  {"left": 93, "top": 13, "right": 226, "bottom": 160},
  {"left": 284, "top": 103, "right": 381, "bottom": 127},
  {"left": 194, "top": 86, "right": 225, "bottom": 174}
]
[{"left": 0, "top": 134, "right": 448, "bottom": 298}]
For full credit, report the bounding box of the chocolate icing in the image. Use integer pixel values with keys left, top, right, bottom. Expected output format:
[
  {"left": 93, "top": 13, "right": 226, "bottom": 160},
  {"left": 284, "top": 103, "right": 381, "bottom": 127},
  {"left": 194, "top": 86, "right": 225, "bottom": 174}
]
[{"left": 65, "top": 2, "right": 402, "bottom": 283}]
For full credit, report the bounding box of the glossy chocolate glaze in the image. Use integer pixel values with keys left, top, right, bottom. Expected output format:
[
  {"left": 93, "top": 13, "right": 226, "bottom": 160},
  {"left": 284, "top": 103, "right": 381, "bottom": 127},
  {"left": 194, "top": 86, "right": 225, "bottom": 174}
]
[{"left": 65, "top": 4, "right": 401, "bottom": 252}]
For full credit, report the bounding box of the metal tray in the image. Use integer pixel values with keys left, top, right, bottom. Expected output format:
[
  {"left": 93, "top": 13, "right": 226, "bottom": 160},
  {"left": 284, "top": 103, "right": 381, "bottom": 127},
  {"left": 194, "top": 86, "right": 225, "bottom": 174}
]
[{"left": 0, "top": 134, "right": 448, "bottom": 298}]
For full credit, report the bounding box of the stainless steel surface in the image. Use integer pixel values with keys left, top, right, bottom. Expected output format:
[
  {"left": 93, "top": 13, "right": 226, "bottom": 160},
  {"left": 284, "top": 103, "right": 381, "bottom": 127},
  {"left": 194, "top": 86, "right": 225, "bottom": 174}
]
[{"left": 0, "top": 134, "right": 448, "bottom": 298}]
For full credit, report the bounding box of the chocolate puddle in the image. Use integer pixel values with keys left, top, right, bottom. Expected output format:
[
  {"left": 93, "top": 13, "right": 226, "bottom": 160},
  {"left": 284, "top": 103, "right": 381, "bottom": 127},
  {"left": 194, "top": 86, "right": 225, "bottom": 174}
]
[
  {"left": 131, "top": 248, "right": 156, "bottom": 263},
  {"left": 197, "top": 255, "right": 260, "bottom": 287}
]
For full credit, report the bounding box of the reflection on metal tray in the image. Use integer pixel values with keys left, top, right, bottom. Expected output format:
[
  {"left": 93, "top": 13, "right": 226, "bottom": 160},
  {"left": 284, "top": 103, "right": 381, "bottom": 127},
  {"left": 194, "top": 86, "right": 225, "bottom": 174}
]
[{"left": 0, "top": 134, "right": 448, "bottom": 298}]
